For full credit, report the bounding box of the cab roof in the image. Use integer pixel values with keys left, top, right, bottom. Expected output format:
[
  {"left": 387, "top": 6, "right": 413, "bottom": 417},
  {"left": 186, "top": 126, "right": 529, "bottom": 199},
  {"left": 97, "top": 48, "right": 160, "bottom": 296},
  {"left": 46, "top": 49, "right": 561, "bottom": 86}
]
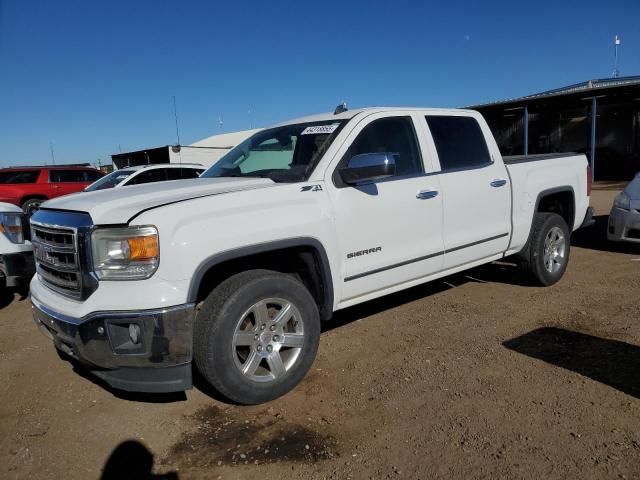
[
  {"left": 0, "top": 165, "right": 98, "bottom": 171},
  {"left": 274, "top": 107, "right": 477, "bottom": 127},
  {"left": 120, "top": 163, "right": 203, "bottom": 171}
]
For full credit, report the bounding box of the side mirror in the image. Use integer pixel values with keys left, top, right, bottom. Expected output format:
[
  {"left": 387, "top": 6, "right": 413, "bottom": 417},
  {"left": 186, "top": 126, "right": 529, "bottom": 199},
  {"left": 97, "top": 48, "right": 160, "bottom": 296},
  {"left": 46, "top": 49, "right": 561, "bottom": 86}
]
[{"left": 339, "top": 153, "right": 396, "bottom": 185}]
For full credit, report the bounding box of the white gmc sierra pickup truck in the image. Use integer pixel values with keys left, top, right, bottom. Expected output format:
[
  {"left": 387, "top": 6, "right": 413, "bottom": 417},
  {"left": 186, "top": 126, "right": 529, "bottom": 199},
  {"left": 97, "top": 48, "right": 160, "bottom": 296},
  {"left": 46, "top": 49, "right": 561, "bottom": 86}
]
[{"left": 30, "top": 107, "right": 594, "bottom": 404}]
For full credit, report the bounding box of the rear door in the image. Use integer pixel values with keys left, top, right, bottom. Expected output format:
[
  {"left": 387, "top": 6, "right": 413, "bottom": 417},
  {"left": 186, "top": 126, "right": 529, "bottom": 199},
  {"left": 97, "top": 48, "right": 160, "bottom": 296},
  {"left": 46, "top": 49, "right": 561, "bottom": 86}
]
[
  {"left": 422, "top": 114, "right": 511, "bottom": 269},
  {"left": 48, "top": 169, "right": 91, "bottom": 197}
]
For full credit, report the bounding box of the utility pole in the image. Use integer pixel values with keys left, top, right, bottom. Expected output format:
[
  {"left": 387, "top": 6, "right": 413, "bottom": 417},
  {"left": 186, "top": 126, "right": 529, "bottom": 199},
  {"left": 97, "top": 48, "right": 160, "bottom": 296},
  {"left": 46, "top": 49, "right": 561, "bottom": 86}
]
[
  {"left": 612, "top": 35, "right": 621, "bottom": 78},
  {"left": 49, "top": 142, "right": 56, "bottom": 165}
]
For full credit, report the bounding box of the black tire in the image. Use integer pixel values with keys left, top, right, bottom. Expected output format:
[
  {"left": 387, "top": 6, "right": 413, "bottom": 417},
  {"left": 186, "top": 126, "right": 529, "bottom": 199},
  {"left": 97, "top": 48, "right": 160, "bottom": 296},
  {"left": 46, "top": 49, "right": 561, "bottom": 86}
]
[
  {"left": 193, "top": 269, "right": 320, "bottom": 405},
  {"left": 520, "top": 212, "right": 571, "bottom": 286},
  {"left": 22, "top": 198, "right": 44, "bottom": 215}
]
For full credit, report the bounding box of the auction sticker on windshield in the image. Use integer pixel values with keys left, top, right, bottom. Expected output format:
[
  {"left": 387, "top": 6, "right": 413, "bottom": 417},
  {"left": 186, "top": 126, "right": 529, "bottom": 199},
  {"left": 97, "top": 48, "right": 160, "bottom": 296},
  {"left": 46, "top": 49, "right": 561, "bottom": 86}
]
[{"left": 301, "top": 124, "right": 340, "bottom": 135}]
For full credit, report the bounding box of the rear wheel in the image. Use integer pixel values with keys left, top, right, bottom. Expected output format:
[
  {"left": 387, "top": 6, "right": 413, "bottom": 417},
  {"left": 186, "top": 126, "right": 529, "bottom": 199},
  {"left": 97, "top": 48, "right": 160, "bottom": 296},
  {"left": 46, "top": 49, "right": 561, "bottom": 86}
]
[
  {"left": 520, "top": 212, "right": 571, "bottom": 286},
  {"left": 194, "top": 269, "right": 320, "bottom": 404}
]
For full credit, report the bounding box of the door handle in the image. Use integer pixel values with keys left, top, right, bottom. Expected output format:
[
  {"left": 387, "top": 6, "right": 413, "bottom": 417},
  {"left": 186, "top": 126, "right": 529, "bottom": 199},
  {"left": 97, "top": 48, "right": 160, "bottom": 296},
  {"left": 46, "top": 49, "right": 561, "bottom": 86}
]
[
  {"left": 416, "top": 190, "right": 439, "bottom": 200},
  {"left": 490, "top": 179, "right": 507, "bottom": 187},
  {"left": 52, "top": 185, "right": 62, "bottom": 189}
]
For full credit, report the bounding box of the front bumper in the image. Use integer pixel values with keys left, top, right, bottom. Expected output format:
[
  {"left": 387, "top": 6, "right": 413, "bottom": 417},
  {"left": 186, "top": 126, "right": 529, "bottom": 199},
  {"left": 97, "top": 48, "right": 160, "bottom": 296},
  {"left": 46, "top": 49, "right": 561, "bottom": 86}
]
[
  {"left": 1, "top": 252, "right": 35, "bottom": 287},
  {"left": 608, "top": 207, "right": 640, "bottom": 243},
  {"left": 31, "top": 295, "right": 195, "bottom": 393}
]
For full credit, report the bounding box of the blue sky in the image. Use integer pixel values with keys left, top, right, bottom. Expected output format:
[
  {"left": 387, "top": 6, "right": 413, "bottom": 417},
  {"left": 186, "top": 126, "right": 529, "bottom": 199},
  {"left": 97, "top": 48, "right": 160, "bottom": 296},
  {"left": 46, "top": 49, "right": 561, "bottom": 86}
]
[{"left": 1, "top": 0, "right": 639, "bottom": 166}]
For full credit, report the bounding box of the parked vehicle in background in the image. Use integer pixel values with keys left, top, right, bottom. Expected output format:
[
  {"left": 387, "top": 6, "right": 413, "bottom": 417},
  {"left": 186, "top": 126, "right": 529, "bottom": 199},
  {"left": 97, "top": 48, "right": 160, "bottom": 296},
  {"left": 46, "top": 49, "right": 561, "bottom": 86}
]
[
  {"left": 0, "top": 202, "right": 33, "bottom": 289},
  {"left": 0, "top": 166, "right": 103, "bottom": 214},
  {"left": 29, "top": 107, "right": 593, "bottom": 404},
  {"left": 84, "top": 164, "right": 205, "bottom": 192},
  {"left": 608, "top": 172, "right": 640, "bottom": 243}
]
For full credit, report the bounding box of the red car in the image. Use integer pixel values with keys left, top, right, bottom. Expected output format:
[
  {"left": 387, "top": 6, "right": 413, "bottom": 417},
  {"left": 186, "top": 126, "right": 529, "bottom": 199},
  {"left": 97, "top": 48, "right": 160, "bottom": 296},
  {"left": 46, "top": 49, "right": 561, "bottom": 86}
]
[{"left": 0, "top": 166, "right": 104, "bottom": 214}]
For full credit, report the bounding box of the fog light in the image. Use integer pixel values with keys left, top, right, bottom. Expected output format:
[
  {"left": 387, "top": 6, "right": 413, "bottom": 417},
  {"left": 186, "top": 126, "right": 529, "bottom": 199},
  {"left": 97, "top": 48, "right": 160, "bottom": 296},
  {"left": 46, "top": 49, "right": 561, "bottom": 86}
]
[{"left": 129, "top": 323, "right": 141, "bottom": 344}]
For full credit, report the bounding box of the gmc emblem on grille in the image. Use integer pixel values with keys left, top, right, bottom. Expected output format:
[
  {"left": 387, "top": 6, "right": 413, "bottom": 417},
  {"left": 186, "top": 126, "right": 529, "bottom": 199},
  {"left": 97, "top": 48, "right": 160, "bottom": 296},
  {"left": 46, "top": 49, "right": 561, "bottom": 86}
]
[{"left": 35, "top": 245, "right": 57, "bottom": 266}]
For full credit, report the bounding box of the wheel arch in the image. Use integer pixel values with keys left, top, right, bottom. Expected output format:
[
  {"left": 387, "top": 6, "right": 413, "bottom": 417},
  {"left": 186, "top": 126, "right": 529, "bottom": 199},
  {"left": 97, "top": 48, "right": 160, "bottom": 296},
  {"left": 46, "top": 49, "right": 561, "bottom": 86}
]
[
  {"left": 534, "top": 186, "right": 576, "bottom": 230},
  {"left": 187, "top": 237, "right": 334, "bottom": 321},
  {"left": 21, "top": 194, "right": 48, "bottom": 205}
]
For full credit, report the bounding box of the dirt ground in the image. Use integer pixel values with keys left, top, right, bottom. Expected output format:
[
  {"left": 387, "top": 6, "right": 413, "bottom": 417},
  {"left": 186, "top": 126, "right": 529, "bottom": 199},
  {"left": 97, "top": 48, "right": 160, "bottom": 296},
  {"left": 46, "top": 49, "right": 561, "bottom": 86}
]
[{"left": 1, "top": 187, "right": 639, "bottom": 480}]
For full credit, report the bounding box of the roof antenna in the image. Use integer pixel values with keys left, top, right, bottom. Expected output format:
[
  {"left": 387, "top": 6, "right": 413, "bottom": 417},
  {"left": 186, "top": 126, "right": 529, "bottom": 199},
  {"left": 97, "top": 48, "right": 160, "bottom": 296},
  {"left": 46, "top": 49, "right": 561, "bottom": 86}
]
[
  {"left": 334, "top": 100, "right": 348, "bottom": 115},
  {"left": 172, "top": 96, "right": 183, "bottom": 164},
  {"left": 612, "top": 35, "right": 621, "bottom": 78}
]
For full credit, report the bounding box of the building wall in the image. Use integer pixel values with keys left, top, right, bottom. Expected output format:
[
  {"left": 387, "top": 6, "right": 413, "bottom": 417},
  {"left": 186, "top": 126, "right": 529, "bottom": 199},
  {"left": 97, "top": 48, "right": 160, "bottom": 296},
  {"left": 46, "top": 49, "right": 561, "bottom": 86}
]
[{"left": 477, "top": 89, "right": 640, "bottom": 181}]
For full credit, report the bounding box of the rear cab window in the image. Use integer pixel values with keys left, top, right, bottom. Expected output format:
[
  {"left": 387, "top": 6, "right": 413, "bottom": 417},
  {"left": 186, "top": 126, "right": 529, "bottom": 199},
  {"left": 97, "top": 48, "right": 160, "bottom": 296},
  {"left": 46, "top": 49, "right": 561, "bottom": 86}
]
[{"left": 425, "top": 116, "right": 492, "bottom": 171}]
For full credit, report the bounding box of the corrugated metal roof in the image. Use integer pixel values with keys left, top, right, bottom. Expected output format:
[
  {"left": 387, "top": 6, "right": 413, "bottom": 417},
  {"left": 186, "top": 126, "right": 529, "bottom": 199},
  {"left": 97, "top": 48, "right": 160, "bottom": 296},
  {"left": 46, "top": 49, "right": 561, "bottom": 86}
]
[{"left": 471, "top": 75, "right": 640, "bottom": 108}]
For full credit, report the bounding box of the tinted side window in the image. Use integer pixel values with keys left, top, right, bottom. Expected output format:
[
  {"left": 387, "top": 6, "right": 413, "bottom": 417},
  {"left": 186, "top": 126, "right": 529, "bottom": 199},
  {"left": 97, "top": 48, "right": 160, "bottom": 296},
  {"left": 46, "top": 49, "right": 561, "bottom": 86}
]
[
  {"left": 128, "top": 169, "right": 167, "bottom": 185},
  {"left": 50, "top": 170, "right": 87, "bottom": 182},
  {"left": 426, "top": 116, "right": 491, "bottom": 171},
  {"left": 345, "top": 117, "right": 422, "bottom": 177},
  {"left": 0, "top": 171, "right": 40, "bottom": 184},
  {"left": 85, "top": 170, "right": 103, "bottom": 181},
  {"left": 167, "top": 168, "right": 201, "bottom": 180}
]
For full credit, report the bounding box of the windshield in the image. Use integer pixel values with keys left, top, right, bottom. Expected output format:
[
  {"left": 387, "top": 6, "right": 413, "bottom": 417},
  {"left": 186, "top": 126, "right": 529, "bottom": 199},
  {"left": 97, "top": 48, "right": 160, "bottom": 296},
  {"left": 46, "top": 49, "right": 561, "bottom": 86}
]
[
  {"left": 201, "top": 120, "right": 347, "bottom": 182},
  {"left": 84, "top": 169, "right": 135, "bottom": 191}
]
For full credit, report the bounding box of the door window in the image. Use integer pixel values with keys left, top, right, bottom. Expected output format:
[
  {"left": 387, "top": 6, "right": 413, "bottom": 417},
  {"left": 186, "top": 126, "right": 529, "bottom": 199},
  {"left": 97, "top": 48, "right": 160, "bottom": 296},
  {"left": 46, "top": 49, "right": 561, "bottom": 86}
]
[
  {"left": 167, "top": 168, "right": 201, "bottom": 180},
  {"left": 339, "top": 116, "right": 423, "bottom": 180},
  {"left": 425, "top": 116, "right": 492, "bottom": 171},
  {"left": 128, "top": 169, "right": 168, "bottom": 185},
  {"left": 49, "top": 170, "right": 87, "bottom": 182},
  {"left": 0, "top": 171, "right": 40, "bottom": 183}
]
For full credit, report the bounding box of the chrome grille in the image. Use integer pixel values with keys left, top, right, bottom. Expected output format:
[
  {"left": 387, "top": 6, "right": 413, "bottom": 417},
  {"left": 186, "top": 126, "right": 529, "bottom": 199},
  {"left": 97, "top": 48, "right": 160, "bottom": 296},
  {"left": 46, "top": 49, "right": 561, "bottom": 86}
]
[{"left": 31, "top": 223, "right": 82, "bottom": 298}]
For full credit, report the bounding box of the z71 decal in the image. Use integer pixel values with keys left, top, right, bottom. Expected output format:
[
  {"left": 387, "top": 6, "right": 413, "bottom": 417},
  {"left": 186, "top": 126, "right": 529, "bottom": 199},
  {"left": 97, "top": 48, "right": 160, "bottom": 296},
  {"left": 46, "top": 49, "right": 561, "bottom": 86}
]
[
  {"left": 347, "top": 246, "right": 382, "bottom": 259},
  {"left": 301, "top": 185, "right": 323, "bottom": 192}
]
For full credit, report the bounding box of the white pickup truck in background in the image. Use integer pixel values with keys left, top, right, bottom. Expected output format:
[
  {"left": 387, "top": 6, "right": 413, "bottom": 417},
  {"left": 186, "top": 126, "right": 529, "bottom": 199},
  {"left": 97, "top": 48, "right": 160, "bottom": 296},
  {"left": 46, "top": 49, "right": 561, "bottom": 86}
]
[
  {"left": 29, "top": 107, "right": 593, "bottom": 404},
  {"left": 0, "top": 202, "right": 33, "bottom": 289}
]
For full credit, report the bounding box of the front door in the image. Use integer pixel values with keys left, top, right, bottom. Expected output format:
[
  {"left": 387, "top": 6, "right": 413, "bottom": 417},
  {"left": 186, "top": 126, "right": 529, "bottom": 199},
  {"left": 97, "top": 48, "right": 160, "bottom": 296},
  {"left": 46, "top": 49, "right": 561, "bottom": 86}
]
[{"left": 326, "top": 113, "right": 444, "bottom": 303}]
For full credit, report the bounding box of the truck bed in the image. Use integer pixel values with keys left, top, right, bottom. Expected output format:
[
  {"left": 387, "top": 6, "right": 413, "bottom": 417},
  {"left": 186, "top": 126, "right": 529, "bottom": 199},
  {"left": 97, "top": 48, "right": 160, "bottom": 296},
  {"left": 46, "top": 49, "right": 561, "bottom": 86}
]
[{"left": 504, "top": 153, "right": 579, "bottom": 164}]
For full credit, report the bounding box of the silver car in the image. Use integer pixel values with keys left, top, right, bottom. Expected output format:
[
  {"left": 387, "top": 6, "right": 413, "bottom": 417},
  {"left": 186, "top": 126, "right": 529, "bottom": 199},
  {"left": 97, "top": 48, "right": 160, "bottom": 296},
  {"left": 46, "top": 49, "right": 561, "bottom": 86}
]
[{"left": 608, "top": 173, "right": 640, "bottom": 243}]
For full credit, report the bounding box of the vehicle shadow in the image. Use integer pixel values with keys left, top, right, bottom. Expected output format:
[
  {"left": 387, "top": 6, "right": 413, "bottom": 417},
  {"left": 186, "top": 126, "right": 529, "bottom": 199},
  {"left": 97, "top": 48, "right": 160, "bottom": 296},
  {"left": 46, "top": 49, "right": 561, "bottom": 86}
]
[
  {"left": 571, "top": 215, "right": 640, "bottom": 254},
  {"left": 324, "top": 261, "right": 532, "bottom": 334},
  {"left": 503, "top": 327, "right": 640, "bottom": 399},
  {"left": 101, "top": 440, "right": 178, "bottom": 480},
  {"left": 58, "top": 352, "right": 188, "bottom": 403},
  {"left": 0, "top": 283, "right": 30, "bottom": 310}
]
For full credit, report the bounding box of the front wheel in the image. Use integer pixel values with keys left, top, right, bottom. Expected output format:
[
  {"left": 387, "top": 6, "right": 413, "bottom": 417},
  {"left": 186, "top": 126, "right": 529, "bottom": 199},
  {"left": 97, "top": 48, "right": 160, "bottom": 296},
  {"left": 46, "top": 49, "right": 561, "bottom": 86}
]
[
  {"left": 22, "top": 198, "right": 44, "bottom": 215},
  {"left": 193, "top": 269, "right": 320, "bottom": 404},
  {"left": 520, "top": 212, "right": 571, "bottom": 286}
]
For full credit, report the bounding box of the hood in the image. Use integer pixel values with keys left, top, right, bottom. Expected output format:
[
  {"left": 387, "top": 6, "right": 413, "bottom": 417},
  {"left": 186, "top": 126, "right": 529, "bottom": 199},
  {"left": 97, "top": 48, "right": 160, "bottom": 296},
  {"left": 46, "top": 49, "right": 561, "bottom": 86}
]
[
  {"left": 41, "top": 177, "right": 275, "bottom": 224},
  {"left": 0, "top": 202, "right": 24, "bottom": 214}
]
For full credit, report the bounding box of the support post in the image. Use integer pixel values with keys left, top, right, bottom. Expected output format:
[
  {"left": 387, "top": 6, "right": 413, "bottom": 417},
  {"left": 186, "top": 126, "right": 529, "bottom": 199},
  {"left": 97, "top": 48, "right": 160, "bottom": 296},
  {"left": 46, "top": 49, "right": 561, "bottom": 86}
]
[
  {"left": 590, "top": 97, "right": 597, "bottom": 182},
  {"left": 523, "top": 104, "right": 529, "bottom": 155}
]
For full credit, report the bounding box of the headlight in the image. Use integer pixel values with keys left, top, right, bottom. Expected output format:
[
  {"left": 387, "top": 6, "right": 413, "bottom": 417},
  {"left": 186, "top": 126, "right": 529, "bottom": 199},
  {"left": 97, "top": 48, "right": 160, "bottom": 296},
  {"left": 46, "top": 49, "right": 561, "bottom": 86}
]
[
  {"left": 613, "top": 192, "right": 631, "bottom": 211},
  {"left": 0, "top": 213, "right": 25, "bottom": 244},
  {"left": 91, "top": 226, "right": 159, "bottom": 280}
]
